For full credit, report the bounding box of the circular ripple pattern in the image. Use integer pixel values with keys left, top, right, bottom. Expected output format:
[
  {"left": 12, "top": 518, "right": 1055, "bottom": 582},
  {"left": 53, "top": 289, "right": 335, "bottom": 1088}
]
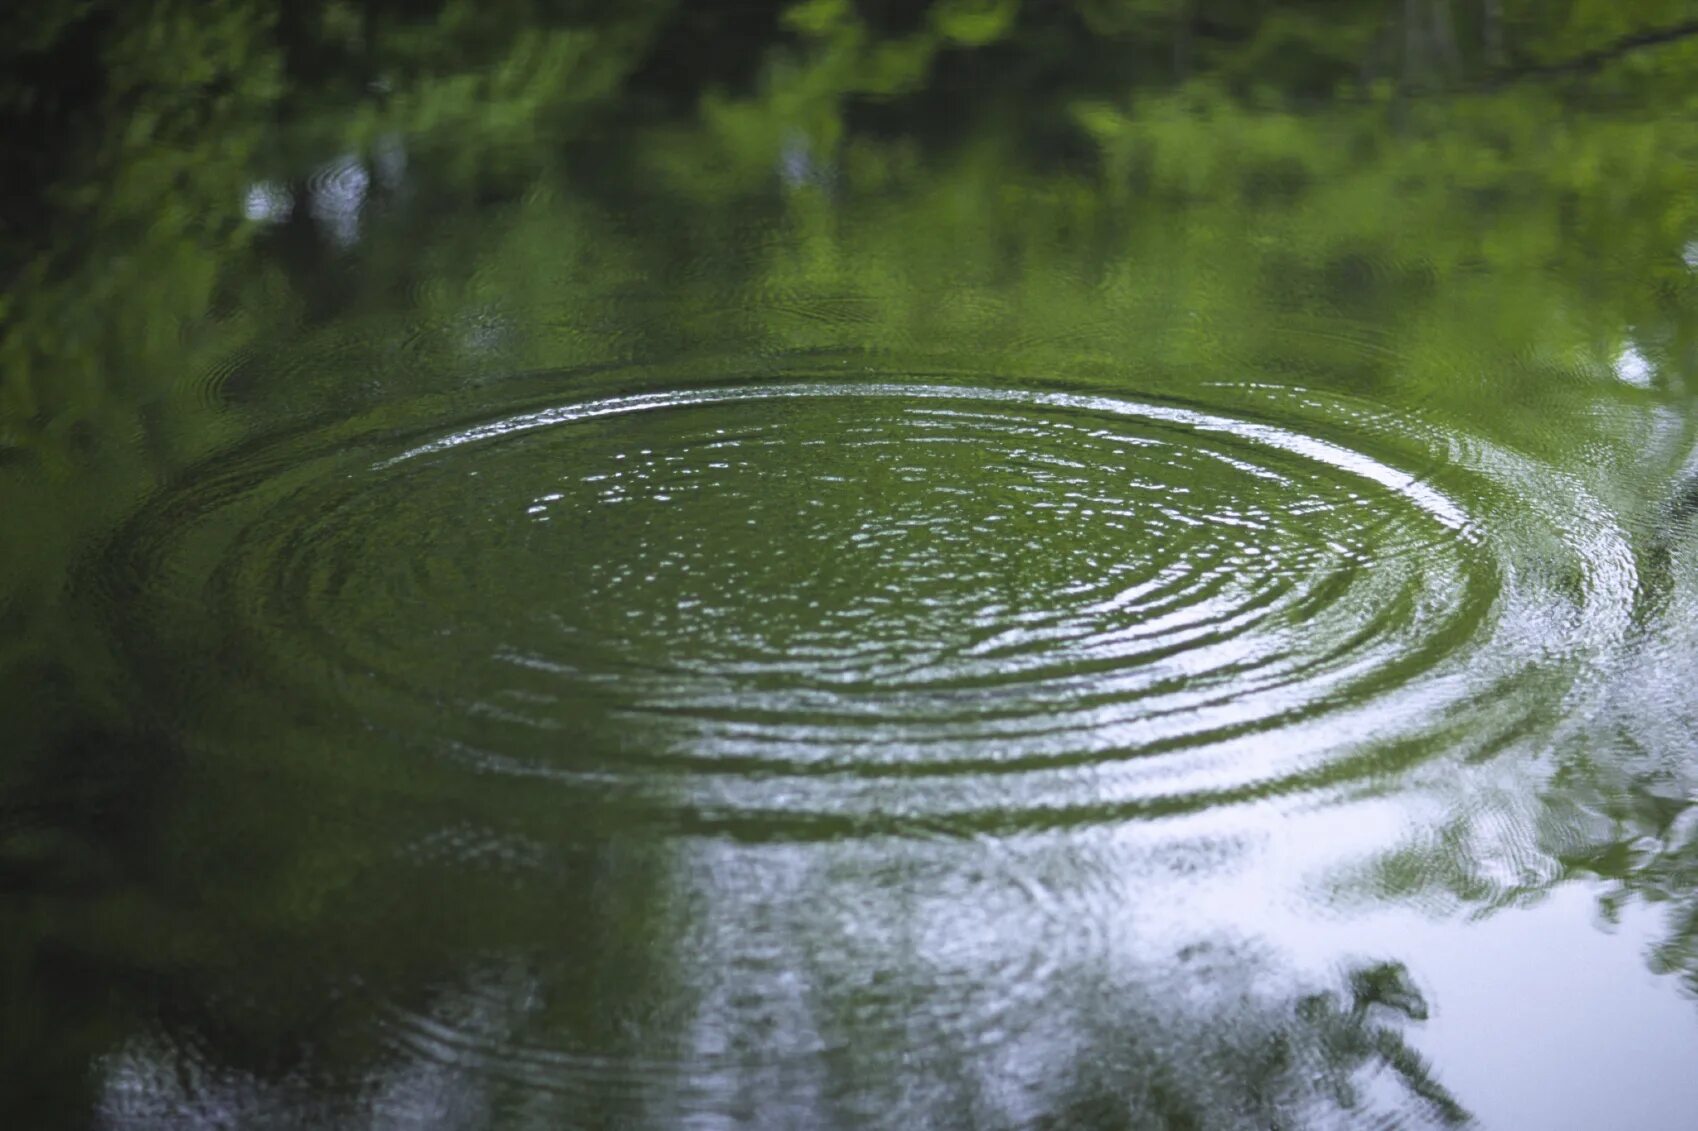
[{"left": 97, "top": 376, "right": 1621, "bottom": 831}]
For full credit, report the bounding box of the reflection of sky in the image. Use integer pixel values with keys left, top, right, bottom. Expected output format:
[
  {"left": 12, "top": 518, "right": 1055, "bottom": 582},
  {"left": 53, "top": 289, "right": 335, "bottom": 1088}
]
[
  {"left": 1383, "top": 889, "right": 1698, "bottom": 1131},
  {"left": 1221, "top": 797, "right": 1698, "bottom": 1131},
  {"left": 242, "top": 180, "right": 291, "bottom": 223},
  {"left": 239, "top": 138, "right": 407, "bottom": 245},
  {"left": 1616, "top": 344, "right": 1654, "bottom": 388},
  {"left": 310, "top": 156, "right": 370, "bottom": 247},
  {"left": 90, "top": 793, "right": 1698, "bottom": 1130}
]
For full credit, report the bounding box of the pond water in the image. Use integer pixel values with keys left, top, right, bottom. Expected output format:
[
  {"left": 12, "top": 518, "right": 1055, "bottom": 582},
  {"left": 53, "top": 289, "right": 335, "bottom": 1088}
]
[{"left": 5, "top": 5, "right": 1698, "bottom": 1129}]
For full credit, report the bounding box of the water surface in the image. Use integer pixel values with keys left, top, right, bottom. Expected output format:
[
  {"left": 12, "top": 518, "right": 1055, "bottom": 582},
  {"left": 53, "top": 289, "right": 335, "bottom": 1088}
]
[{"left": 5, "top": 6, "right": 1698, "bottom": 1129}]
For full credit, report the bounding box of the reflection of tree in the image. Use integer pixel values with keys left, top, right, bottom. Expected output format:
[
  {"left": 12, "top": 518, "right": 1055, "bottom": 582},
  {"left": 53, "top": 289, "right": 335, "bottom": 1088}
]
[
  {"left": 6, "top": 2, "right": 1698, "bottom": 1128},
  {"left": 8, "top": 0, "right": 1698, "bottom": 465},
  {"left": 6, "top": 746, "right": 1471, "bottom": 1130},
  {"left": 1541, "top": 491, "right": 1698, "bottom": 993},
  {"left": 1354, "top": 471, "right": 1698, "bottom": 994},
  {"left": 0, "top": 714, "right": 688, "bottom": 1125},
  {"left": 1031, "top": 958, "right": 1468, "bottom": 1130},
  {"left": 1, "top": 640, "right": 1481, "bottom": 1130}
]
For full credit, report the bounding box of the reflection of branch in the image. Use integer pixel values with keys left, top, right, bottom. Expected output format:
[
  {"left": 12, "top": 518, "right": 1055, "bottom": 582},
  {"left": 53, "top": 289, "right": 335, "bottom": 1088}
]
[
  {"left": 1495, "top": 19, "right": 1698, "bottom": 80},
  {"left": 1374, "top": 1028, "right": 1474, "bottom": 1127}
]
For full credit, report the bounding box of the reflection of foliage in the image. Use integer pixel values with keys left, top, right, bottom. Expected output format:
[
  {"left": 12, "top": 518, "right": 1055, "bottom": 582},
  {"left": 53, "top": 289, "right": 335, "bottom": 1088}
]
[
  {"left": 6, "top": 0, "right": 1698, "bottom": 928},
  {"left": 8, "top": 0, "right": 1698, "bottom": 447},
  {"left": 1317, "top": 961, "right": 1470, "bottom": 1125},
  {"left": 1353, "top": 499, "right": 1698, "bottom": 994},
  {"left": 3, "top": 5, "right": 1696, "bottom": 823},
  {"left": 1039, "top": 956, "right": 1468, "bottom": 1129},
  {"left": 4, "top": 2, "right": 1698, "bottom": 1125},
  {"left": 2, "top": 722, "right": 1472, "bottom": 1129},
  {"left": 1549, "top": 506, "right": 1698, "bottom": 994},
  {"left": 8, "top": 0, "right": 1698, "bottom": 435}
]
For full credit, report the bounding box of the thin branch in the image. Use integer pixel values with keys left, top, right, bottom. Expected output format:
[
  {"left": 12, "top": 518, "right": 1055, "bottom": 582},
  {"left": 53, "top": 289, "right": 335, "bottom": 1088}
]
[{"left": 1494, "top": 18, "right": 1698, "bottom": 81}]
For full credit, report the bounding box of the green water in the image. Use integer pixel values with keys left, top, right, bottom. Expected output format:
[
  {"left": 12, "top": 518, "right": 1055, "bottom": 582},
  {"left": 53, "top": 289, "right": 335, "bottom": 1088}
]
[{"left": 6, "top": 4, "right": 1698, "bottom": 1128}]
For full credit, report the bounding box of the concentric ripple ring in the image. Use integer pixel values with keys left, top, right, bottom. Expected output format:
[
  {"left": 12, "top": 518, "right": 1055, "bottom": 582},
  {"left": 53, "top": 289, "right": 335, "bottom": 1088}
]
[{"left": 92, "top": 373, "right": 1630, "bottom": 833}]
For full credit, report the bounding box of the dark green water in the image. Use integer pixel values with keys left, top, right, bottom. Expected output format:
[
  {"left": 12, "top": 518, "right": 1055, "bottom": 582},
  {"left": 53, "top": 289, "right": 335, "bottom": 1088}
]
[{"left": 6, "top": 4, "right": 1698, "bottom": 1128}]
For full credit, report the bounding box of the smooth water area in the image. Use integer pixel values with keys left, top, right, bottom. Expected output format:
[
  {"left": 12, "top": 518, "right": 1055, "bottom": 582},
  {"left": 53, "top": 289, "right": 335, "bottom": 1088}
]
[{"left": 6, "top": 7, "right": 1698, "bottom": 1129}]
